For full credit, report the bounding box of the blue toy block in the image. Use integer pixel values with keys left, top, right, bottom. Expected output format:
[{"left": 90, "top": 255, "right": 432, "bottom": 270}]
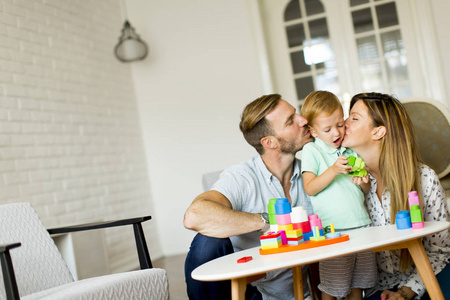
[
  {"left": 302, "top": 229, "right": 323, "bottom": 241},
  {"left": 275, "top": 198, "right": 292, "bottom": 215},
  {"left": 395, "top": 210, "right": 412, "bottom": 230}
]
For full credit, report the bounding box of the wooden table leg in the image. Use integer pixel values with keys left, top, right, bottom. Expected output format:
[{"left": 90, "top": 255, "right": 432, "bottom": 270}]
[
  {"left": 231, "top": 277, "right": 247, "bottom": 300},
  {"left": 292, "top": 265, "right": 304, "bottom": 300},
  {"left": 405, "top": 239, "right": 444, "bottom": 300}
]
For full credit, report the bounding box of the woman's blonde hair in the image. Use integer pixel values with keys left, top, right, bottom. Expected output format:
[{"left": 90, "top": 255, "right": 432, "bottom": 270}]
[
  {"left": 301, "top": 91, "right": 343, "bottom": 125},
  {"left": 350, "top": 92, "right": 423, "bottom": 270}
]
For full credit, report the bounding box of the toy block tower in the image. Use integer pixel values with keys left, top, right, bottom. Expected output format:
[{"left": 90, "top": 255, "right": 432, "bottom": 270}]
[
  {"left": 267, "top": 198, "right": 279, "bottom": 232},
  {"left": 275, "top": 198, "right": 293, "bottom": 232},
  {"left": 408, "top": 191, "right": 424, "bottom": 229},
  {"left": 302, "top": 214, "right": 324, "bottom": 241},
  {"left": 347, "top": 156, "right": 367, "bottom": 177},
  {"left": 291, "top": 206, "right": 311, "bottom": 234}
]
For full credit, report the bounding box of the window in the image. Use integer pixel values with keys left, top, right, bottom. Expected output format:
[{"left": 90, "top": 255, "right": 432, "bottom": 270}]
[
  {"left": 284, "top": 0, "right": 340, "bottom": 104},
  {"left": 350, "top": 0, "right": 411, "bottom": 98}
]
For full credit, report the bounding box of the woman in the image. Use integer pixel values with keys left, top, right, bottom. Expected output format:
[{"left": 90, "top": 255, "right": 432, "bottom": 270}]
[{"left": 341, "top": 92, "right": 450, "bottom": 300}]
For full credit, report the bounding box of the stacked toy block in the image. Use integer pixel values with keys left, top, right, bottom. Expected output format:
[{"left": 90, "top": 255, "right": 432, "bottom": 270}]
[
  {"left": 347, "top": 156, "right": 367, "bottom": 177},
  {"left": 275, "top": 198, "right": 293, "bottom": 232},
  {"left": 408, "top": 191, "right": 424, "bottom": 229},
  {"left": 260, "top": 232, "right": 282, "bottom": 250},
  {"left": 286, "top": 229, "right": 303, "bottom": 245},
  {"left": 395, "top": 190, "right": 424, "bottom": 230},
  {"left": 306, "top": 214, "right": 324, "bottom": 241},
  {"left": 291, "top": 206, "right": 311, "bottom": 236}
]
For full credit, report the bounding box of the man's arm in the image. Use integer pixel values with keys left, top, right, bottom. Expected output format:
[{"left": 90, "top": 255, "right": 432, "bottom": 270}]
[{"left": 183, "top": 190, "right": 264, "bottom": 238}]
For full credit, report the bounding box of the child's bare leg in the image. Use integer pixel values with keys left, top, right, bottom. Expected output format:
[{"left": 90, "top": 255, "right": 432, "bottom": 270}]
[
  {"left": 347, "top": 288, "right": 362, "bottom": 300},
  {"left": 321, "top": 291, "right": 336, "bottom": 300}
]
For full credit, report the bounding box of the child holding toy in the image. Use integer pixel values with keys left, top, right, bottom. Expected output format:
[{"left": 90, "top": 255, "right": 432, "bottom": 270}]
[{"left": 300, "top": 91, "right": 376, "bottom": 300}]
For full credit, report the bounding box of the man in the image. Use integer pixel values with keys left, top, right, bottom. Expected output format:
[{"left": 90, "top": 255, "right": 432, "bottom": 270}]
[{"left": 184, "top": 94, "right": 314, "bottom": 299}]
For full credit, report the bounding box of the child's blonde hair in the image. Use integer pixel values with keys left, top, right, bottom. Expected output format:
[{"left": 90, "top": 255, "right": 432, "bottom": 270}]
[{"left": 301, "top": 91, "right": 343, "bottom": 126}]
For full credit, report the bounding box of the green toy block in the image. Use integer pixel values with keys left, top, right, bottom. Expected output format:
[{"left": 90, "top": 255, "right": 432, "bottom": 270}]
[
  {"left": 347, "top": 156, "right": 356, "bottom": 166},
  {"left": 410, "top": 205, "right": 423, "bottom": 222},
  {"left": 347, "top": 156, "right": 368, "bottom": 177},
  {"left": 269, "top": 213, "right": 277, "bottom": 224}
]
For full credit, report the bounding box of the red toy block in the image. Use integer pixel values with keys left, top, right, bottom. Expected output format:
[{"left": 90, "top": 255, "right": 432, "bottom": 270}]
[
  {"left": 260, "top": 232, "right": 280, "bottom": 240},
  {"left": 292, "top": 221, "right": 311, "bottom": 233},
  {"left": 237, "top": 256, "right": 253, "bottom": 263}
]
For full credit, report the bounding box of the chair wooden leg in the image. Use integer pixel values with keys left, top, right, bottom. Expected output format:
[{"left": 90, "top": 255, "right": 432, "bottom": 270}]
[
  {"left": 0, "top": 243, "right": 21, "bottom": 300},
  {"left": 309, "top": 262, "right": 321, "bottom": 300},
  {"left": 133, "top": 223, "right": 153, "bottom": 269}
]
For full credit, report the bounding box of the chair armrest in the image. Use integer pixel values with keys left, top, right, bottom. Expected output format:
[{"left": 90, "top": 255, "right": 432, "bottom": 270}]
[
  {"left": 47, "top": 216, "right": 151, "bottom": 234},
  {"left": 47, "top": 216, "right": 153, "bottom": 270},
  {"left": 0, "top": 243, "right": 21, "bottom": 300},
  {"left": 0, "top": 243, "right": 21, "bottom": 254}
]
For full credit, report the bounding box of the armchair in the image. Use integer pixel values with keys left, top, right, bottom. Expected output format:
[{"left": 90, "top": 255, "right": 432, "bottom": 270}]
[
  {"left": 0, "top": 202, "right": 169, "bottom": 300},
  {"left": 402, "top": 97, "right": 450, "bottom": 214},
  {"left": 402, "top": 97, "right": 450, "bottom": 179}
]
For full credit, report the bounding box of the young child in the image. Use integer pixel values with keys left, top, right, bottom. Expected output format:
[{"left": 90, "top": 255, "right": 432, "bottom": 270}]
[{"left": 300, "top": 91, "right": 376, "bottom": 300}]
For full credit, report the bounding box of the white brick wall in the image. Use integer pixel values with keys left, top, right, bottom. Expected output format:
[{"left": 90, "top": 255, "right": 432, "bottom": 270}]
[{"left": 0, "top": 0, "right": 161, "bottom": 273}]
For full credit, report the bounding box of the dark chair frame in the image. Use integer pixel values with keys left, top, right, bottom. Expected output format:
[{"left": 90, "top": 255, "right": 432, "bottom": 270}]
[{"left": 0, "top": 216, "right": 153, "bottom": 300}]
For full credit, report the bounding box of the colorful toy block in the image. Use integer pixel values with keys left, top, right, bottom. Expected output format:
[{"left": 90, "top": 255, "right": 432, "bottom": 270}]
[
  {"left": 278, "top": 224, "right": 293, "bottom": 231},
  {"left": 260, "top": 232, "right": 282, "bottom": 250},
  {"left": 237, "top": 256, "right": 253, "bottom": 263},
  {"left": 395, "top": 211, "right": 412, "bottom": 230},
  {"left": 260, "top": 198, "right": 349, "bottom": 255},
  {"left": 408, "top": 191, "right": 424, "bottom": 229},
  {"left": 275, "top": 198, "right": 291, "bottom": 214},
  {"left": 292, "top": 221, "right": 311, "bottom": 233},
  {"left": 302, "top": 230, "right": 315, "bottom": 241},
  {"left": 277, "top": 230, "right": 288, "bottom": 245},
  {"left": 325, "top": 223, "right": 341, "bottom": 238},
  {"left": 309, "top": 226, "right": 326, "bottom": 241},
  {"left": 286, "top": 229, "right": 303, "bottom": 238},
  {"left": 276, "top": 213, "right": 292, "bottom": 225},
  {"left": 291, "top": 206, "right": 309, "bottom": 223},
  {"left": 270, "top": 224, "right": 279, "bottom": 232},
  {"left": 347, "top": 156, "right": 367, "bottom": 177}
]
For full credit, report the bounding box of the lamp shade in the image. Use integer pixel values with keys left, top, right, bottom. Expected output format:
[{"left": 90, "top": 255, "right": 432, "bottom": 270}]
[{"left": 114, "top": 20, "right": 148, "bottom": 62}]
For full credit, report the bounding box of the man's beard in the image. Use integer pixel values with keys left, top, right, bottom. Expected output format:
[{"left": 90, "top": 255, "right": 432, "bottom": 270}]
[{"left": 276, "top": 136, "right": 300, "bottom": 155}]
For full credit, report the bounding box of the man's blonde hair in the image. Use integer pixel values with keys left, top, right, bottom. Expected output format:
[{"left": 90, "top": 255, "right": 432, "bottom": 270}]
[
  {"left": 239, "top": 94, "right": 281, "bottom": 154},
  {"left": 301, "top": 91, "right": 342, "bottom": 126}
]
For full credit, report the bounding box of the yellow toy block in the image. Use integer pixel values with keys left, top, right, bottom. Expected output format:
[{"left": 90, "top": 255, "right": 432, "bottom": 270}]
[
  {"left": 278, "top": 224, "right": 293, "bottom": 231},
  {"left": 286, "top": 229, "right": 303, "bottom": 238}
]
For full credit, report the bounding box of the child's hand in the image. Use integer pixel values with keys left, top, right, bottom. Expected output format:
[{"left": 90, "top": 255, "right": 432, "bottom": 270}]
[{"left": 332, "top": 156, "right": 352, "bottom": 174}]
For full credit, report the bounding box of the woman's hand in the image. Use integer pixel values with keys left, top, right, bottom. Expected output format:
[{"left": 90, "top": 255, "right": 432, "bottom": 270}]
[
  {"left": 380, "top": 286, "right": 416, "bottom": 300},
  {"left": 380, "top": 290, "right": 403, "bottom": 299}
]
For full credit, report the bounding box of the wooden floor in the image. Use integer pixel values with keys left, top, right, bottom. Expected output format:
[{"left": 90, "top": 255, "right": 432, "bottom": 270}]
[{"left": 154, "top": 253, "right": 188, "bottom": 300}]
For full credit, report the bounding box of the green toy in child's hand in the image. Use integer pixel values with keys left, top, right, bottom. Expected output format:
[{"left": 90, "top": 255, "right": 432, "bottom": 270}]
[{"left": 346, "top": 156, "right": 367, "bottom": 177}]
